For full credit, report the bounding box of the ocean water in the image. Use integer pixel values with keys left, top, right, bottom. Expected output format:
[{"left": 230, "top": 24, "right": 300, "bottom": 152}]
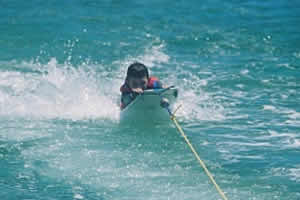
[{"left": 1, "top": 0, "right": 300, "bottom": 199}]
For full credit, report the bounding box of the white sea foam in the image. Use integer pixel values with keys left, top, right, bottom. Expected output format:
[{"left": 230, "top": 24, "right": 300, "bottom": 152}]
[
  {"left": 263, "top": 105, "right": 300, "bottom": 125},
  {"left": 263, "top": 105, "right": 277, "bottom": 111},
  {"left": 240, "top": 69, "right": 249, "bottom": 75},
  {"left": 137, "top": 42, "right": 170, "bottom": 68},
  {"left": 74, "top": 194, "right": 84, "bottom": 200},
  {"left": 236, "top": 84, "right": 244, "bottom": 89},
  {"left": 232, "top": 91, "right": 246, "bottom": 98},
  {"left": 288, "top": 111, "right": 300, "bottom": 120},
  {"left": 267, "top": 130, "right": 297, "bottom": 138},
  {"left": 277, "top": 63, "right": 293, "bottom": 69},
  {"left": 222, "top": 154, "right": 264, "bottom": 163},
  {"left": 288, "top": 167, "right": 300, "bottom": 182},
  {"left": 0, "top": 59, "right": 120, "bottom": 121},
  {"left": 174, "top": 89, "right": 226, "bottom": 122},
  {"left": 221, "top": 141, "right": 273, "bottom": 147},
  {"left": 286, "top": 138, "right": 300, "bottom": 148}
]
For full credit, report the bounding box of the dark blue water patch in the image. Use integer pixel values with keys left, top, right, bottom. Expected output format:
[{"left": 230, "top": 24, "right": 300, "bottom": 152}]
[
  {"left": 0, "top": 1, "right": 127, "bottom": 62},
  {"left": 0, "top": 121, "right": 115, "bottom": 200},
  {"left": 0, "top": 160, "right": 106, "bottom": 200},
  {"left": 1, "top": 0, "right": 298, "bottom": 67}
]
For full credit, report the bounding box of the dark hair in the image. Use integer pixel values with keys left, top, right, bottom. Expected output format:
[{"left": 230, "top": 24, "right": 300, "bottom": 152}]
[{"left": 126, "top": 62, "right": 149, "bottom": 79}]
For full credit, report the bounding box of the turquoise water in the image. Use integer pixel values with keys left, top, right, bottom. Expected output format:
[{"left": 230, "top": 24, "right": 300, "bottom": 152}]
[{"left": 1, "top": 0, "right": 300, "bottom": 199}]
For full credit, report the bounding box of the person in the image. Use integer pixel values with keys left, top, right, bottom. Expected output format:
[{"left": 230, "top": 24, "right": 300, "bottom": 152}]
[{"left": 120, "top": 62, "right": 163, "bottom": 110}]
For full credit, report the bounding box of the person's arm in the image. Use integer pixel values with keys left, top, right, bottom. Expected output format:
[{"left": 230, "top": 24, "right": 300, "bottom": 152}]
[{"left": 120, "top": 92, "right": 138, "bottom": 110}]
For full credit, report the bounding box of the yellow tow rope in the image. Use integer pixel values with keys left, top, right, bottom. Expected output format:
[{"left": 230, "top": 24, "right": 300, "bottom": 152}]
[{"left": 167, "top": 105, "right": 228, "bottom": 200}]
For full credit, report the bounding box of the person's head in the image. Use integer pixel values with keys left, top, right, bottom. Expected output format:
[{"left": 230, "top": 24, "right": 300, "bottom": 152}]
[{"left": 126, "top": 62, "right": 149, "bottom": 90}]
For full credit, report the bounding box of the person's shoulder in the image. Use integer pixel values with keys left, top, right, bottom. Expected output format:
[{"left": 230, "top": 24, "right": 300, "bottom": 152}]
[
  {"left": 147, "top": 76, "right": 163, "bottom": 89},
  {"left": 120, "top": 83, "right": 131, "bottom": 93},
  {"left": 148, "top": 76, "right": 160, "bottom": 83}
]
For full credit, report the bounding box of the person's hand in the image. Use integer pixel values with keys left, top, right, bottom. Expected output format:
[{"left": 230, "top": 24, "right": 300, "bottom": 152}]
[
  {"left": 131, "top": 88, "right": 144, "bottom": 94},
  {"left": 160, "top": 98, "right": 169, "bottom": 108}
]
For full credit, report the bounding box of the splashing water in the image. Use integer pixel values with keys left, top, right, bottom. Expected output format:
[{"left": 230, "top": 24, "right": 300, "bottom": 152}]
[{"left": 0, "top": 58, "right": 120, "bottom": 120}]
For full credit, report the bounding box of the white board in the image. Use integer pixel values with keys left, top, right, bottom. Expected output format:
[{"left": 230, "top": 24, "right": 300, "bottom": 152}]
[{"left": 120, "top": 87, "right": 178, "bottom": 124}]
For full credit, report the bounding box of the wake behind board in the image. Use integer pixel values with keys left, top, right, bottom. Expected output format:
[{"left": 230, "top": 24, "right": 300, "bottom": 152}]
[{"left": 120, "top": 87, "right": 178, "bottom": 124}]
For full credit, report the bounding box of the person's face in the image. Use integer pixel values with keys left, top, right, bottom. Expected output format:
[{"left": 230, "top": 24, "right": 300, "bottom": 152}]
[{"left": 128, "top": 76, "right": 148, "bottom": 90}]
